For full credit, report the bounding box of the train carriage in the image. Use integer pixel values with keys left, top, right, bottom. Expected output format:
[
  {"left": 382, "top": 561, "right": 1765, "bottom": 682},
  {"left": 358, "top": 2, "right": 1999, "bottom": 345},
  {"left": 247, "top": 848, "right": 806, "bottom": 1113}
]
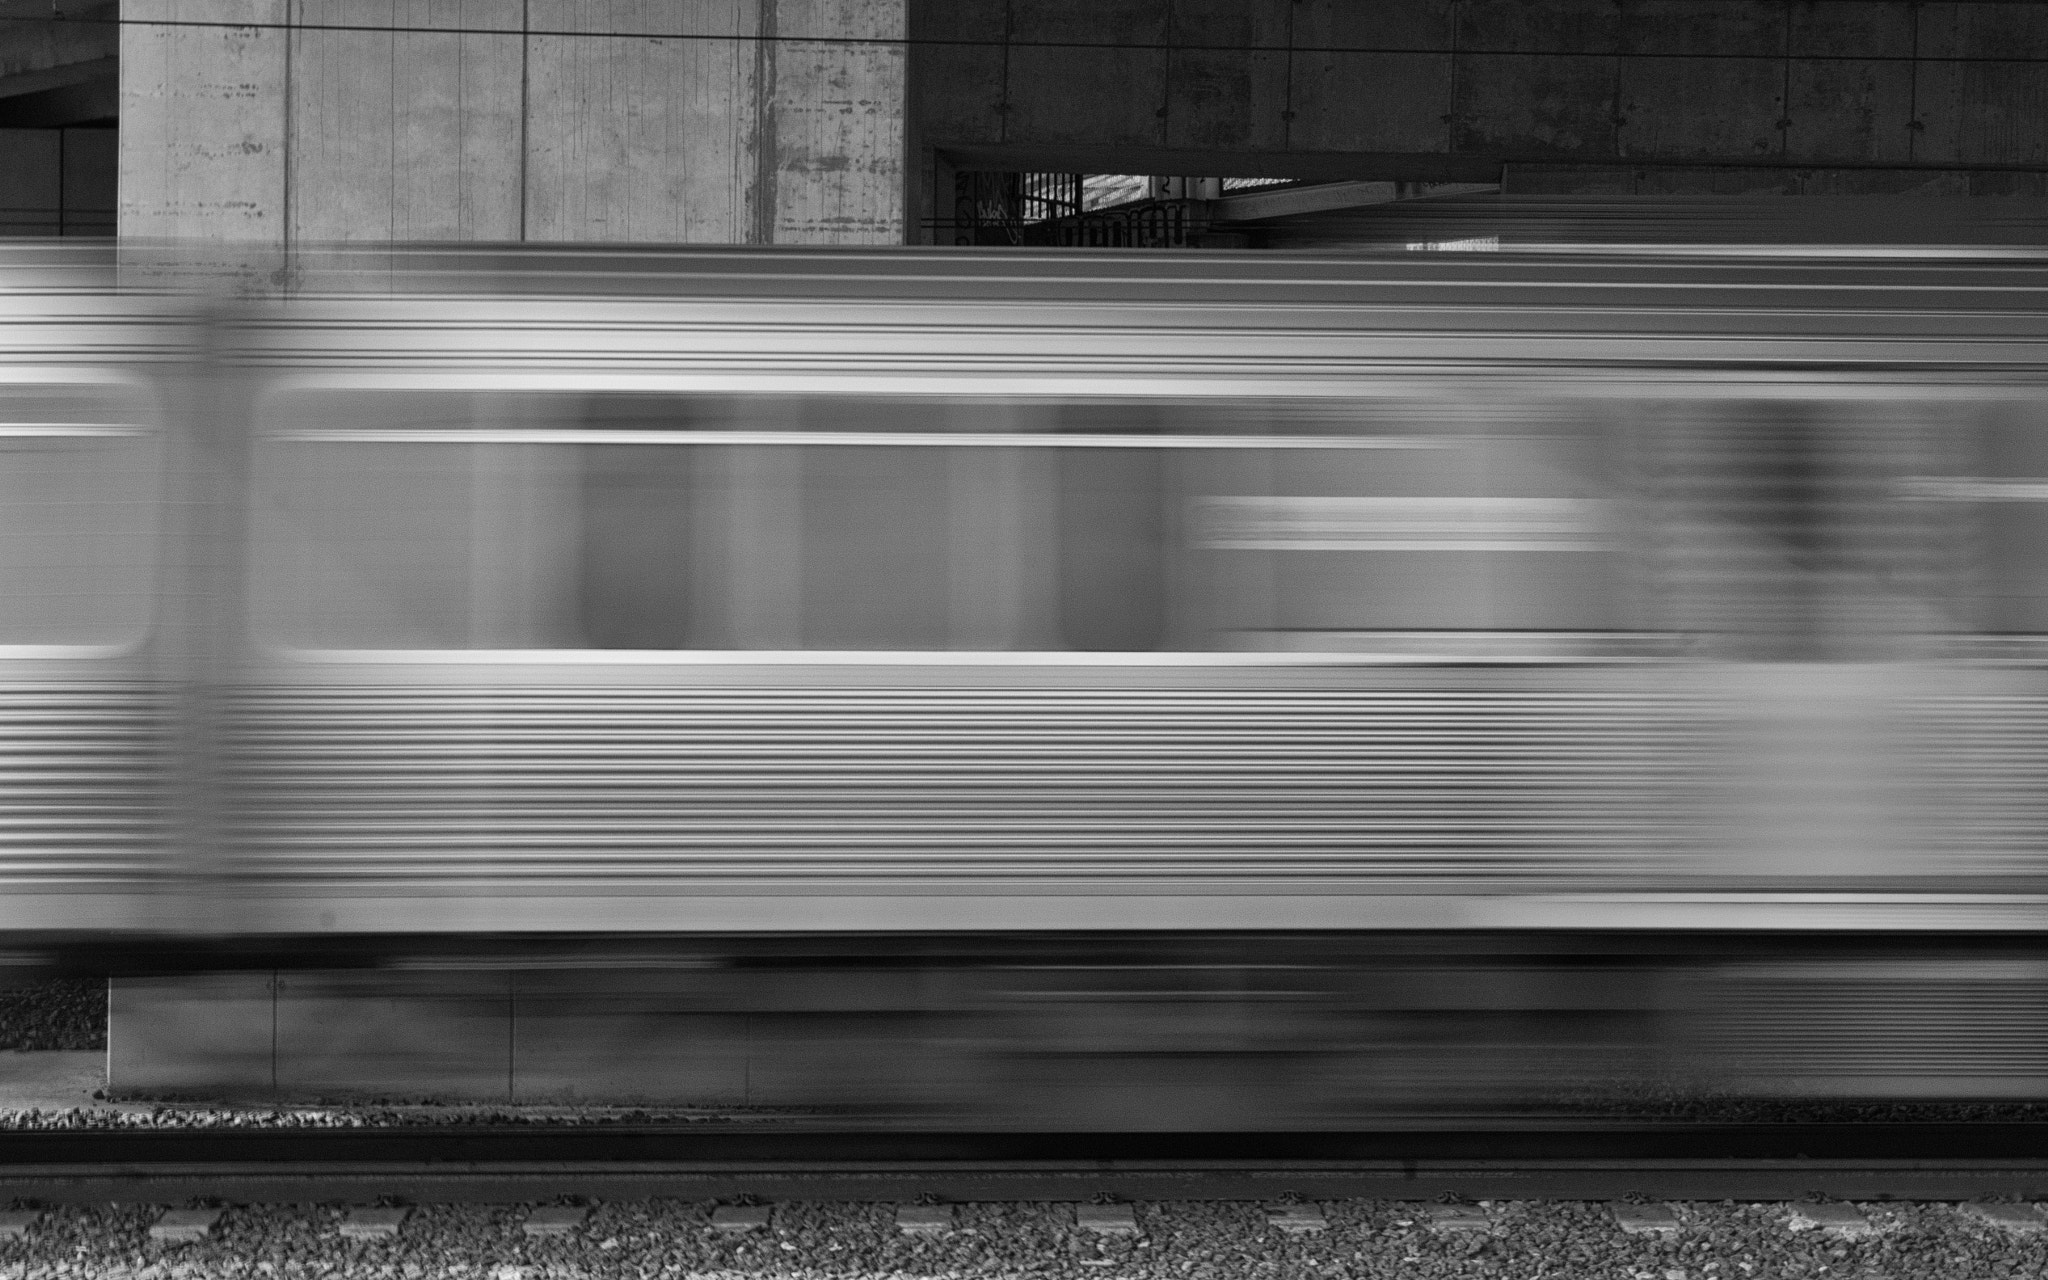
[
  {"left": 18, "top": 242, "right": 2048, "bottom": 1118},
  {"left": 0, "top": 247, "right": 190, "bottom": 938},
  {"left": 213, "top": 245, "right": 2048, "bottom": 936}
]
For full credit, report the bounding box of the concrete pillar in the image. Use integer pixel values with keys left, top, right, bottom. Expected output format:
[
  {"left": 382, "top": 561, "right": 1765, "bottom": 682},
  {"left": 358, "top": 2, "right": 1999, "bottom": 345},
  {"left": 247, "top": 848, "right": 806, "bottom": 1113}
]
[
  {"left": 764, "top": 0, "right": 906, "bottom": 243},
  {"left": 289, "top": 0, "right": 525, "bottom": 242},
  {"left": 119, "top": 0, "right": 907, "bottom": 245},
  {"left": 119, "top": 1, "right": 289, "bottom": 241}
]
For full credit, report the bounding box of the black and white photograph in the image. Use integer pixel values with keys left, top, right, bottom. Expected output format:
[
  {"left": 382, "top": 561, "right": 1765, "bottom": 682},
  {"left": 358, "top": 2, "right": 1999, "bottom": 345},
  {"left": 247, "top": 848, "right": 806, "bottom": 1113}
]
[{"left": 0, "top": 1, "right": 2043, "bottom": 1276}]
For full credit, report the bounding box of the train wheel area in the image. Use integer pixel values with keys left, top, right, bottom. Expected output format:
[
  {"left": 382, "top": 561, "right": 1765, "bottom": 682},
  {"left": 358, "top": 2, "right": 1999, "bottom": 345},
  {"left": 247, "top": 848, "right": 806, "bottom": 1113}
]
[{"left": 0, "top": 934, "right": 2041, "bottom": 1131}]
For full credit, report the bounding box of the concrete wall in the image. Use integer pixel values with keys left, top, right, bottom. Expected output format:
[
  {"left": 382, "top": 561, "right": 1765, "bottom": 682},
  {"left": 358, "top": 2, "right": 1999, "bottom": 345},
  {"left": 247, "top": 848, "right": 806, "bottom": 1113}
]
[
  {"left": 913, "top": 0, "right": 2048, "bottom": 226},
  {"left": 119, "top": 0, "right": 906, "bottom": 244}
]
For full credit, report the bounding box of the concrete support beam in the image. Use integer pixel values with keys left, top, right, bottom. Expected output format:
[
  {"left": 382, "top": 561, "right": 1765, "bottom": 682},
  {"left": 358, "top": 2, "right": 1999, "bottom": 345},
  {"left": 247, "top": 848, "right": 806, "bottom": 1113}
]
[
  {"left": 767, "top": 0, "right": 906, "bottom": 243},
  {"left": 0, "top": 0, "right": 118, "bottom": 90},
  {"left": 119, "top": 0, "right": 907, "bottom": 244},
  {"left": 1506, "top": 163, "right": 2048, "bottom": 198},
  {"left": 1209, "top": 179, "right": 1496, "bottom": 222}
]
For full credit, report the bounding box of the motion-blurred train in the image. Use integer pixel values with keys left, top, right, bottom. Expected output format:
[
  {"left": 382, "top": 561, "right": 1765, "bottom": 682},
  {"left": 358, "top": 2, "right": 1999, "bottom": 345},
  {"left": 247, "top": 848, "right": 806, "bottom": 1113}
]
[{"left": 7, "top": 240, "right": 2048, "bottom": 1121}]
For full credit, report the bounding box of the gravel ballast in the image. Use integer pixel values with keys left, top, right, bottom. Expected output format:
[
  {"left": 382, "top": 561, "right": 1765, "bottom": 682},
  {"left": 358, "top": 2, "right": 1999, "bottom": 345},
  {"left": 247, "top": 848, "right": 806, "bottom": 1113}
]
[
  {"left": 0, "top": 1198, "right": 2041, "bottom": 1279},
  {"left": 0, "top": 980, "right": 103, "bottom": 1052}
]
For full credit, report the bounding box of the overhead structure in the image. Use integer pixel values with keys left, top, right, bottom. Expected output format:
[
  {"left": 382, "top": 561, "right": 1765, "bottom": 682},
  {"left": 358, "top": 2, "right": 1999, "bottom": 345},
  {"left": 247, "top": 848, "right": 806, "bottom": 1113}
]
[
  {"left": 0, "top": 0, "right": 114, "bottom": 235},
  {"left": 81, "top": 1, "right": 2048, "bottom": 250},
  {"left": 915, "top": 0, "right": 2048, "bottom": 229}
]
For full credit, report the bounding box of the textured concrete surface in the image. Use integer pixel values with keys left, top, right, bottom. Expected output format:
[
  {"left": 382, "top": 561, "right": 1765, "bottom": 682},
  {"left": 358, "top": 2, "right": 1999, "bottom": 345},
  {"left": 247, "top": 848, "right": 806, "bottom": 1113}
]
[
  {"left": 120, "top": 0, "right": 906, "bottom": 244},
  {"left": 289, "top": 0, "right": 524, "bottom": 242},
  {"left": 120, "top": 0, "right": 289, "bottom": 241},
  {"left": 0, "top": 1050, "right": 102, "bottom": 1110},
  {"left": 108, "top": 972, "right": 272, "bottom": 1095}
]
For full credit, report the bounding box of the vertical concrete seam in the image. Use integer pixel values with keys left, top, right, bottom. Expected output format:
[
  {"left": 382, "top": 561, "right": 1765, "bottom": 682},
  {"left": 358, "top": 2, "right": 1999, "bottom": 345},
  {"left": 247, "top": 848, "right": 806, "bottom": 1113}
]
[
  {"left": 1779, "top": 0, "right": 1793, "bottom": 165},
  {"left": 389, "top": 8, "right": 398, "bottom": 241},
  {"left": 1448, "top": 0, "right": 1463, "bottom": 157},
  {"left": 1159, "top": 0, "right": 1172, "bottom": 148},
  {"left": 750, "top": 0, "right": 778, "bottom": 245},
  {"left": 998, "top": 0, "right": 1011, "bottom": 146},
  {"left": 518, "top": 0, "right": 529, "bottom": 241},
  {"left": 1605, "top": 0, "right": 1621, "bottom": 167},
  {"left": 283, "top": 0, "right": 296, "bottom": 255},
  {"left": 1906, "top": 0, "right": 1920, "bottom": 166},
  {"left": 1281, "top": 0, "right": 1295, "bottom": 150}
]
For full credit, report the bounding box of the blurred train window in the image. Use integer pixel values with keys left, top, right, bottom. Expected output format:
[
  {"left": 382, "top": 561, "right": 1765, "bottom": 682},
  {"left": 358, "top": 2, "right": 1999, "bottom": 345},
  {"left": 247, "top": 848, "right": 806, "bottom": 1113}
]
[
  {"left": 257, "top": 391, "right": 1046, "bottom": 651},
  {"left": 0, "top": 385, "right": 156, "bottom": 647},
  {"left": 1057, "top": 403, "right": 1167, "bottom": 651},
  {"left": 575, "top": 395, "right": 715, "bottom": 649},
  {"left": 1962, "top": 403, "right": 2048, "bottom": 633},
  {"left": 258, "top": 390, "right": 1643, "bottom": 654},
  {"left": 1191, "top": 401, "right": 1630, "bottom": 646},
  {"left": 579, "top": 444, "right": 695, "bottom": 648},
  {"left": 255, "top": 392, "right": 581, "bottom": 649},
  {"left": 800, "top": 444, "right": 952, "bottom": 647}
]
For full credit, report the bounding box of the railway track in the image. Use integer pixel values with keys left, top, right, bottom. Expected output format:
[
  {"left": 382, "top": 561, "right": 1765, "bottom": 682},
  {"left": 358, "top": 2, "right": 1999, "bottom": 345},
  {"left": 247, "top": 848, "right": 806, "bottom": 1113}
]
[
  {"left": 0, "top": 1164, "right": 2042, "bottom": 1280},
  {"left": 1, "top": 1123, "right": 2048, "bottom": 1203}
]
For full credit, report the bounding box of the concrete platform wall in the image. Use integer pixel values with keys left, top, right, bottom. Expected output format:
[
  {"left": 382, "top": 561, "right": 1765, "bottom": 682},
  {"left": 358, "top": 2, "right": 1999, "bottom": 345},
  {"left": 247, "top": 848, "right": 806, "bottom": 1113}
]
[{"left": 120, "top": 0, "right": 905, "bottom": 244}]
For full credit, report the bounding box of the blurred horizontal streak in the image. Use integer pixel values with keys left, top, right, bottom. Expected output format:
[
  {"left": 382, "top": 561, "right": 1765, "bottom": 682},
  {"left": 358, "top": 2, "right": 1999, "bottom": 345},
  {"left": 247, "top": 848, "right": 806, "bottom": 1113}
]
[
  {"left": 0, "top": 684, "right": 163, "bottom": 890},
  {"left": 1900, "top": 478, "right": 2048, "bottom": 501},
  {"left": 274, "top": 430, "right": 1450, "bottom": 450},
  {"left": 0, "top": 424, "right": 144, "bottom": 437},
  {"left": 228, "top": 685, "right": 1702, "bottom": 889},
  {"left": 279, "top": 650, "right": 1669, "bottom": 665}
]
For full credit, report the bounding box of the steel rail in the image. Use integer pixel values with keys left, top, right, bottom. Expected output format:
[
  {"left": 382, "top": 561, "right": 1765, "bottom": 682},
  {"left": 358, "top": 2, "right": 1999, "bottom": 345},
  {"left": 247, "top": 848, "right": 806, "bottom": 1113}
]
[{"left": 0, "top": 1124, "right": 2047, "bottom": 1203}]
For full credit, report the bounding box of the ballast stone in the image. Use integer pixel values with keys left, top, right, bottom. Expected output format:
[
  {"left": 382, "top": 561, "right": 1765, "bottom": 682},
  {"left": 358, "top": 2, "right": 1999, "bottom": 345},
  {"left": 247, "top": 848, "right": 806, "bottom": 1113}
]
[
  {"left": 1076, "top": 1204, "right": 1139, "bottom": 1234},
  {"left": 1786, "top": 1204, "right": 1872, "bottom": 1237},
  {"left": 711, "top": 1204, "right": 772, "bottom": 1232},
  {"left": 896, "top": 1204, "right": 954, "bottom": 1234},
  {"left": 340, "top": 1207, "right": 410, "bottom": 1239},
  {"left": 150, "top": 1208, "right": 222, "bottom": 1242},
  {"left": 0, "top": 1211, "right": 37, "bottom": 1239},
  {"left": 1265, "top": 1204, "right": 1326, "bottom": 1234},
  {"left": 1961, "top": 1202, "right": 2047, "bottom": 1233},
  {"left": 522, "top": 1206, "right": 589, "bottom": 1236},
  {"left": 1428, "top": 1204, "right": 1492, "bottom": 1232},
  {"left": 1613, "top": 1203, "right": 1680, "bottom": 1234}
]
